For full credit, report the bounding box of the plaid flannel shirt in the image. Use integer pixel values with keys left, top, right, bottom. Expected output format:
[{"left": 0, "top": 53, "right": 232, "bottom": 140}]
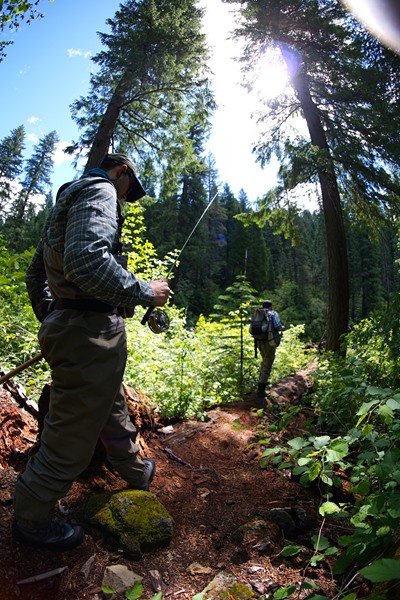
[{"left": 26, "top": 171, "right": 154, "bottom": 321}]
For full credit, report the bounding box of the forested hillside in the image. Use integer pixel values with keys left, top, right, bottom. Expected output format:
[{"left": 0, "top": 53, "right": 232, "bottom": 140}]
[{"left": 1, "top": 126, "right": 398, "bottom": 342}]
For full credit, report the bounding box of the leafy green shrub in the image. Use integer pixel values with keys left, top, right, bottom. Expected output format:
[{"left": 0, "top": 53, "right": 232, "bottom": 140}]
[
  {"left": 125, "top": 309, "right": 310, "bottom": 418},
  {"left": 259, "top": 303, "right": 400, "bottom": 591},
  {"left": 0, "top": 204, "right": 311, "bottom": 419},
  {"left": 0, "top": 238, "right": 50, "bottom": 397}
]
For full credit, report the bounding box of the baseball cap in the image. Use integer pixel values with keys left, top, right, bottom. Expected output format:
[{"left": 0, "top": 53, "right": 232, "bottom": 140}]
[{"left": 106, "top": 153, "right": 146, "bottom": 202}]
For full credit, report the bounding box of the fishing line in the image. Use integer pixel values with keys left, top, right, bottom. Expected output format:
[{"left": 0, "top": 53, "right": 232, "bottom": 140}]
[{"left": 142, "top": 192, "right": 219, "bottom": 332}]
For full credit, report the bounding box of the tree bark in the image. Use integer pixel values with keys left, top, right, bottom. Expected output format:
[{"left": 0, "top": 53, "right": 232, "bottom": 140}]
[
  {"left": 84, "top": 78, "right": 127, "bottom": 171},
  {"left": 292, "top": 71, "right": 349, "bottom": 353}
]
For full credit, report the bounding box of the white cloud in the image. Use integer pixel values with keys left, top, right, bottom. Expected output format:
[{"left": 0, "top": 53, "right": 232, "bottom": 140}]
[
  {"left": 52, "top": 141, "right": 72, "bottom": 166},
  {"left": 27, "top": 116, "right": 40, "bottom": 125},
  {"left": 67, "top": 48, "right": 92, "bottom": 59},
  {"left": 26, "top": 133, "right": 39, "bottom": 143}
]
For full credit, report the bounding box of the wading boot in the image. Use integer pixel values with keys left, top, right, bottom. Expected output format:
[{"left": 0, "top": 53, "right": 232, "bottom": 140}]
[
  {"left": 12, "top": 519, "right": 84, "bottom": 552},
  {"left": 129, "top": 458, "right": 156, "bottom": 491},
  {"left": 254, "top": 383, "right": 267, "bottom": 408}
]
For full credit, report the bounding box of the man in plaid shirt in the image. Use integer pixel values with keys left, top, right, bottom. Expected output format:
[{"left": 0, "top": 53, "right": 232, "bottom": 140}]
[{"left": 13, "top": 154, "right": 170, "bottom": 551}]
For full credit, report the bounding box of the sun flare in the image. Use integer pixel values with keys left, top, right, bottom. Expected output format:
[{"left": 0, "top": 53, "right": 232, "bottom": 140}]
[
  {"left": 251, "top": 46, "right": 291, "bottom": 100},
  {"left": 341, "top": 0, "right": 400, "bottom": 53}
]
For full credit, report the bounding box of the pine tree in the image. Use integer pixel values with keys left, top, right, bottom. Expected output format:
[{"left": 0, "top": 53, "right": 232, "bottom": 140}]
[
  {"left": 0, "top": 125, "right": 25, "bottom": 219},
  {"left": 223, "top": 0, "right": 400, "bottom": 352},
  {"left": 211, "top": 274, "right": 259, "bottom": 319},
  {"left": 5, "top": 130, "right": 58, "bottom": 249},
  {"left": 69, "top": 0, "right": 211, "bottom": 178}
]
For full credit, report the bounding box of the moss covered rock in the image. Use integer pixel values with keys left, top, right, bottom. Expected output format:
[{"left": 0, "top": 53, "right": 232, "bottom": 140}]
[{"left": 85, "top": 490, "right": 173, "bottom": 558}]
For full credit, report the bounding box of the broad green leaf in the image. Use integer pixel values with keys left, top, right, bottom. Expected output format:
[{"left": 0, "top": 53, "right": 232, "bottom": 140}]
[
  {"left": 313, "top": 436, "right": 331, "bottom": 449},
  {"left": 376, "top": 526, "right": 391, "bottom": 537},
  {"left": 321, "top": 473, "right": 333, "bottom": 486},
  {"left": 319, "top": 501, "right": 340, "bottom": 516},
  {"left": 280, "top": 544, "right": 301, "bottom": 557},
  {"left": 261, "top": 447, "right": 282, "bottom": 458},
  {"left": 288, "top": 436, "right": 308, "bottom": 450},
  {"left": 386, "top": 398, "right": 400, "bottom": 410},
  {"left": 379, "top": 401, "right": 393, "bottom": 416},
  {"left": 299, "top": 580, "right": 318, "bottom": 589},
  {"left": 309, "top": 462, "right": 322, "bottom": 481},
  {"left": 326, "top": 439, "right": 349, "bottom": 462},
  {"left": 387, "top": 505, "right": 400, "bottom": 518},
  {"left": 278, "top": 461, "right": 293, "bottom": 469},
  {"left": 293, "top": 465, "right": 308, "bottom": 475},
  {"left": 311, "top": 535, "right": 330, "bottom": 551},
  {"left": 361, "top": 423, "right": 373, "bottom": 435},
  {"left": 359, "top": 559, "right": 400, "bottom": 582},
  {"left": 102, "top": 586, "right": 115, "bottom": 595},
  {"left": 365, "top": 386, "right": 389, "bottom": 396},
  {"left": 298, "top": 457, "right": 311, "bottom": 466},
  {"left": 356, "top": 400, "right": 379, "bottom": 416},
  {"left": 273, "top": 584, "right": 297, "bottom": 598},
  {"left": 310, "top": 554, "right": 324, "bottom": 566},
  {"left": 325, "top": 447, "right": 343, "bottom": 462},
  {"left": 125, "top": 581, "right": 144, "bottom": 600},
  {"left": 351, "top": 480, "right": 370, "bottom": 496}
]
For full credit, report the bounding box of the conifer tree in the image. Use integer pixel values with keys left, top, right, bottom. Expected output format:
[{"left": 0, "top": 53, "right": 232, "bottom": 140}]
[
  {"left": 211, "top": 273, "right": 259, "bottom": 319},
  {"left": 236, "top": 190, "right": 270, "bottom": 291},
  {"left": 219, "top": 184, "right": 243, "bottom": 285},
  {"left": 5, "top": 130, "right": 58, "bottom": 249},
  {"left": 223, "top": 0, "right": 400, "bottom": 352},
  {"left": 0, "top": 125, "right": 25, "bottom": 219},
  {"left": 69, "top": 0, "right": 211, "bottom": 177}
]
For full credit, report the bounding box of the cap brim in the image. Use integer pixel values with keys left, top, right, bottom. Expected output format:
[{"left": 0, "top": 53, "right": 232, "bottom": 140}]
[{"left": 126, "top": 174, "right": 146, "bottom": 202}]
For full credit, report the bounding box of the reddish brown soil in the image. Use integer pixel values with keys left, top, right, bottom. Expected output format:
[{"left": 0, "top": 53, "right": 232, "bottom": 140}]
[{"left": 0, "top": 371, "right": 361, "bottom": 600}]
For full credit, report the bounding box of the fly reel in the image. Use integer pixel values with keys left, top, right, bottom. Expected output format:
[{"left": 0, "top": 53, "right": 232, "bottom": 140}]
[{"left": 146, "top": 308, "right": 170, "bottom": 334}]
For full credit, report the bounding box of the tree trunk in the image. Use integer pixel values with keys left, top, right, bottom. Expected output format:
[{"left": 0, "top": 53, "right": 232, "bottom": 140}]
[
  {"left": 292, "top": 71, "right": 349, "bottom": 353},
  {"left": 84, "top": 77, "right": 127, "bottom": 171}
]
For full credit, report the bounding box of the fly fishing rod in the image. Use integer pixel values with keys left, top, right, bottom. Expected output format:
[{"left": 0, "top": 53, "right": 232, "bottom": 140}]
[{"left": 142, "top": 191, "right": 219, "bottom": 333}]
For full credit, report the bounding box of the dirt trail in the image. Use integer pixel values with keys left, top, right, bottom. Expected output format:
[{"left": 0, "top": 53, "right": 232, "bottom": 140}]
[{"left": 0, "top": 370, "right": 341, "bottom": 600}]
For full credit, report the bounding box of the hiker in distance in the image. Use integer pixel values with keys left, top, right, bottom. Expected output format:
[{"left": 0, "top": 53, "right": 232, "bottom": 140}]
[
  {"left": 12, "top": 153, "right": 170, "bottom": 552},
  {"left": 256, "top": 300, "right": 285, "bottom": 406}
]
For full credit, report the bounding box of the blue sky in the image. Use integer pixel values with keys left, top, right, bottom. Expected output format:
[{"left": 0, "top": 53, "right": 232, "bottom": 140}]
[{"left": 0, "top": 0, "right": 279, "bottom": 204}]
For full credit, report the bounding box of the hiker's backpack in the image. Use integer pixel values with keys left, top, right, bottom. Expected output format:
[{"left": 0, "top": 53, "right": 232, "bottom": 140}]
[
  {"left": 249, "top": 307, "right": 276, "bottom": 358},
  {"left": 249, "top": 307, "right": 272, "bottom": 341}
]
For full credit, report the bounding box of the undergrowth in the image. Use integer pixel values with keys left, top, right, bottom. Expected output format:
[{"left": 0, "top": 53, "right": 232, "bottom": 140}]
[{"left": 257, "top": 303, "right": 400, "bottom": 600}]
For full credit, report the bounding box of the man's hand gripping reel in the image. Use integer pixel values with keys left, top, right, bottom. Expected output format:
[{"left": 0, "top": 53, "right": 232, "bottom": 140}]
[{"left": 141, "top": 306, "right": 170, "bottom": 334}]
